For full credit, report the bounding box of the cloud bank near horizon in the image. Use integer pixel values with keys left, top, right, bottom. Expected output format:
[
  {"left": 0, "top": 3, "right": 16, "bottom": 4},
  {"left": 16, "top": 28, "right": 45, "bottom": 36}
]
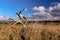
[
  {"left": 0, "top": 16, "right": 7, "bottom": 21},
  {"left": 27, "top": 2, "right": 60, "bottom": 21}
]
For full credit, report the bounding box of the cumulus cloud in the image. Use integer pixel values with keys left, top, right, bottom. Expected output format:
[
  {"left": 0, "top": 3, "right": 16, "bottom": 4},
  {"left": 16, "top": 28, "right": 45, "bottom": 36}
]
[
  {"left": 33, "top": 6, "right": 48, "bottom": 15},
  {"left": 28, "top": 3, "right": 60, "bottom": 21},
  {"left": 49, "top": 3, "right": 60, "bottom": 17},
  {"left": 0, "top": 16, "right": 6, "bottom": 21},
  {"left": 57, "top": 3, "right": 60, "bottom": 9},
  {"left": 33, "top": 6, "right": 45, "bottom": 12},
  {"left": 49, "top": 6, "right": 54, "bottom": 12},
  {"left": 33, "top": 6, "right": 55, "bottom": 20},
  {"left": 50, "top": 3, "right": 60, "bottom": 11}
]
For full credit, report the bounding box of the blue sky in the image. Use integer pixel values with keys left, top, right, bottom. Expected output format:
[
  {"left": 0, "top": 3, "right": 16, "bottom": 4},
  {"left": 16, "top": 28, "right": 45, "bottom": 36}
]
[{"left": 0, "top": 0, "right": 60, "bottom": 20}]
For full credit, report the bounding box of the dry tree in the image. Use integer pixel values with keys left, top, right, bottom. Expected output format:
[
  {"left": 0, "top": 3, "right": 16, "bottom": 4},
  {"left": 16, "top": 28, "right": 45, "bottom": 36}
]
[{"left": 13, "top": 8, "right": 28, "bottom": 27}]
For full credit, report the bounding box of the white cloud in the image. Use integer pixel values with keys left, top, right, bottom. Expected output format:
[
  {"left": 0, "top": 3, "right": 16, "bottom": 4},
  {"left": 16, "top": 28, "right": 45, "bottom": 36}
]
[
  {"left": 0, "top": 16, "right": 6, "bottom": 21},
  {"left": 49, "top": 3, "right": 60, "bottom": 12},
  {"left": 31, "top": 6, "right": 55, "bottom": 21},
  {"left": 33, "top": 6, "right": 45, "bottom": 12},
  {"left": 49, "top": 6, "right": 54, "bottom": 12},
  {"left": 31, "top": 3, "right": 60, "bottom": 21},
  {"left": 48, "top": 3, "right": 60, "bottom": 12},
  {"left": 57, "top": 3, "right": 60, "bottom": 9},
  {"left": 33, "top": 6, "right": 47, "bottom": 15},
  {"left": 53, "top": 3, "right": 60, "bottom": 9}
]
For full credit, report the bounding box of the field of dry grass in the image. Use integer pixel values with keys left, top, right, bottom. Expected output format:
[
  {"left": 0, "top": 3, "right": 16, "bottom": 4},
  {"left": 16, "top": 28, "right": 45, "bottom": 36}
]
[{"left": 0, "top": 22, "right": 60, "bottom": 40}]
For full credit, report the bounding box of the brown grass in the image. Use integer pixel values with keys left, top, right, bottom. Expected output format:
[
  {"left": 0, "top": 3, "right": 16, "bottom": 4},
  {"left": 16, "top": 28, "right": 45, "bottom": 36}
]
[{"left": 0, "top": 22, "right": 60, "bottom": 40}]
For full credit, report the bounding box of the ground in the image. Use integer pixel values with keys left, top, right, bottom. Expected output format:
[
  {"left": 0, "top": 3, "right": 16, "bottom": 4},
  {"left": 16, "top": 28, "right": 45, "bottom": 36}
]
[{"left": 0, "top": 22, "right": 60, "bottom": 40}]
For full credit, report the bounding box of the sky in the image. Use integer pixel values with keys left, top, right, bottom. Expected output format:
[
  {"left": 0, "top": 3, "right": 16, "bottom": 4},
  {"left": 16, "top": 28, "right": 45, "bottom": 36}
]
[{"left": 0, "top": 0, "right": 60, "bottom": 21}]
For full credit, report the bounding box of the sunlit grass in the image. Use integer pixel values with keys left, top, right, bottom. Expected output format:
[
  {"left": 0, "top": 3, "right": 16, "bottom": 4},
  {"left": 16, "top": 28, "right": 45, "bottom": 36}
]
[{"left": 0, "top": 22, "right": 60, "bottom": 40}]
